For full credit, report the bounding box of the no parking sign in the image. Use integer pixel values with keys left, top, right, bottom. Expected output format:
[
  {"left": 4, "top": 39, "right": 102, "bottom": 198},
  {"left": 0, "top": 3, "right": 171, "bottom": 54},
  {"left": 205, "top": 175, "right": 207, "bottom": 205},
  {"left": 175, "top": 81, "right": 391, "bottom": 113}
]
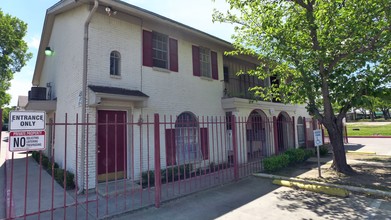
[
  {"left": 313, "top": 129, "right": 323, "bottom": 146},
  {"left": 8, "top": 111, "right": 46, "bottom": 152}
]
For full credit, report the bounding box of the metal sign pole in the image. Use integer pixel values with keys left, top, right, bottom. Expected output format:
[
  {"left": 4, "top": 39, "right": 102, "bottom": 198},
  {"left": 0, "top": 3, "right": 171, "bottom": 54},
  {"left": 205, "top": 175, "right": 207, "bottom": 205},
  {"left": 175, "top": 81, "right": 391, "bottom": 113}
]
[
  {"left": 313, "top": 129, "right": 323, "bottom": 178},
  {"left": 317, "top": 145, "right": 321, "bottom": 178}
]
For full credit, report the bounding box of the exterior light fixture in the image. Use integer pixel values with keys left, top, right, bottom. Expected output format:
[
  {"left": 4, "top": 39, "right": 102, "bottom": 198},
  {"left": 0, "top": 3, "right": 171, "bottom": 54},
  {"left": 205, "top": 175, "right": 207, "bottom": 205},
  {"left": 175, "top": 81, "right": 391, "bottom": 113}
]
[
  {"left": 105, "top": 6, "right": 117, "bottom": 16},
  {"left": 45, "top": 47, "right": 54, "bottom": 56}
]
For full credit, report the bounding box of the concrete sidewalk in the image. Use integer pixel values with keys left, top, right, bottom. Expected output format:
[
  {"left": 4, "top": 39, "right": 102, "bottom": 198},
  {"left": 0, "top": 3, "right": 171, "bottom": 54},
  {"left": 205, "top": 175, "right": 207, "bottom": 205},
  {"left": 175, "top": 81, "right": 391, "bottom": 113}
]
[{"left": 113, "top": 176, "right": 391, "bottom": 220}]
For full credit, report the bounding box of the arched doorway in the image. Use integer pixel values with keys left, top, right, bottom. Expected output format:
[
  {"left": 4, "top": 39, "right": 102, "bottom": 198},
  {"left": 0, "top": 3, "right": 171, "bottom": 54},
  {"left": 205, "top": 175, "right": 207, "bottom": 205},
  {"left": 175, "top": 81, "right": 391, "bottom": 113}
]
[
  {"left": 297, "top": 117, "right": 305, "bottom": 147},
  {"left": 246, "top": 110, "right": 269, "bottom": 159},
  {"left": 175, "top": 112, "right": 200, "bottom": 165},
  {"left": 277, "top": 112, "right": 292, "bottom": 152}
]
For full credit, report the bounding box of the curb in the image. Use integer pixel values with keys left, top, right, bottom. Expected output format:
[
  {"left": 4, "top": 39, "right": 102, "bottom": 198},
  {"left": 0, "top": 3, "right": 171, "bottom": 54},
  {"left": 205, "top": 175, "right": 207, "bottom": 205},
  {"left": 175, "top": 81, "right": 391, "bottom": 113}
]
[
  {"left": 346, "top": 151, "right": 376, "bottom": 155},
  {"left": 254, "top": 173, "right": 391, "bottom": 198},
  {"left": 272, "top": 179, "right": 349, "bottom": 197},
  {"left": 348, "top": 136, "right": 391, "bottom": 138}
]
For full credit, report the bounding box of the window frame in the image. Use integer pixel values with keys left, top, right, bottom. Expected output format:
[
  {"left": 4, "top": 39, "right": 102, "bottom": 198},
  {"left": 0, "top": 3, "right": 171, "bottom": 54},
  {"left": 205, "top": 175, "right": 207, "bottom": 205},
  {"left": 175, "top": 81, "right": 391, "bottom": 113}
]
[
  {"left": 192, "top": 45, "right": 218, "bottom": 80},
  {"left": 152, "top": 31, "right": 169, "bottom": 69},
  {"left": 110, "top": 51, "right": 121, "bottom": 76},
  {"left": 199, "top": 47, "right": 211, "bottom": 78}
]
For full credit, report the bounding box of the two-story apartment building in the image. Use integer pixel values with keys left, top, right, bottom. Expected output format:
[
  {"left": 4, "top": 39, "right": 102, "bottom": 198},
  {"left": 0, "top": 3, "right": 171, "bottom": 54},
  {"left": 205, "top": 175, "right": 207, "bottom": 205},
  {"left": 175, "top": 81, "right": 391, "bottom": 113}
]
[{"left": 26, "top": 0, "right": 311, "bottom": 190}]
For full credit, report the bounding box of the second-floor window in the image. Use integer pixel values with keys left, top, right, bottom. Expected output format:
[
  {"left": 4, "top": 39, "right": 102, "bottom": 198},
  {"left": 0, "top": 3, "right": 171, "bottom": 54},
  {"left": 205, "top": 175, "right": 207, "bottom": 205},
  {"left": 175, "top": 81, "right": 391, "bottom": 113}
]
[
  {"left": 152, "top": 32, "right": 168, "bottom": 68},
  {"left": 192, "top": 45, "right": 218, "bottom": 80},
  {"left": 143, "top": 30, "right": 178, "bottom": 72},
  {"left": 110, "top": 51, "right": 121, "bottom": 76},
  {"left": 199, "top": 47, "right": 211, "bottom": 77}
]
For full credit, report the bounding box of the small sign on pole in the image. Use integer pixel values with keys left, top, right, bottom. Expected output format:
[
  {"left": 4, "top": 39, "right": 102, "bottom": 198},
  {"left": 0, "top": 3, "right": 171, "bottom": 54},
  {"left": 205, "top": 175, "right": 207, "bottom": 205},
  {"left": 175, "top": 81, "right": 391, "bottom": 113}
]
[
  {"left": 8, "top": 111, "right": 46, "bottom": 152},
  {"left": 313, "top": 129, "right": 323, "bottom": 178}
]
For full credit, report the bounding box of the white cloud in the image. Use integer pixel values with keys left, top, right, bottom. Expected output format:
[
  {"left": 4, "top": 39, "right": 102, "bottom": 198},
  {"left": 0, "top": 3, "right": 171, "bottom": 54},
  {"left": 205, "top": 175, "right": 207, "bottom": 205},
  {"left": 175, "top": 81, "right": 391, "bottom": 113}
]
[
  {"left": 8, "top": 69, "right": 33, "bottom": 107},
  {"left": 27, "top": 35, "right": 40, "bottom": 50}
]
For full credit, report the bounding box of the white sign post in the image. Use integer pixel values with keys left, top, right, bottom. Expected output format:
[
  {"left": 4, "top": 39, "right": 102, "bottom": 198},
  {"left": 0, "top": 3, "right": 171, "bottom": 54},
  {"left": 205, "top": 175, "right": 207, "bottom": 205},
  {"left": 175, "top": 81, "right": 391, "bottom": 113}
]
[
  {"left": 313, "top": 129, "right": 323, "bottom": 178},
  {"left": 9, "top": 111, "right": 46, "bottom": 152}
]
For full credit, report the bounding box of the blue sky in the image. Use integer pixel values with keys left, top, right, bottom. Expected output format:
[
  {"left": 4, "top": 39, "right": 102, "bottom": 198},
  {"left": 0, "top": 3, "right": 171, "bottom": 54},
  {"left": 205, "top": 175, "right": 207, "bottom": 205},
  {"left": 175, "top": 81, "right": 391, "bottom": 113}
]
[{"left": 1, "top": 0, "right": 234, "bottom": 106}]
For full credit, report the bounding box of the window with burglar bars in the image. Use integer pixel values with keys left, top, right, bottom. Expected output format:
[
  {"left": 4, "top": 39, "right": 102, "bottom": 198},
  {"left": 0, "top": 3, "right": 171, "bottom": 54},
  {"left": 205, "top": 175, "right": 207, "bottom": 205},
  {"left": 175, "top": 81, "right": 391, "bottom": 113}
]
[{"left": 175, "top": 112, "right": 201, "bottom": 164}]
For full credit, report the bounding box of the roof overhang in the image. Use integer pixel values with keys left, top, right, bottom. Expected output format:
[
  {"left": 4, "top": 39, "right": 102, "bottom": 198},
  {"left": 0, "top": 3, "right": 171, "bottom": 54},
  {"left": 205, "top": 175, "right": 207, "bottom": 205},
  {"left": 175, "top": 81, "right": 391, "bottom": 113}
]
[
  {"left": 88, "top": 85, "right": 149, "bottom": 107},
  {"left": 33, "top": 0, "right": 234, "bottom": 86},
  {"left": 25, "top": 100, "right": 57, "bottom": 112}
]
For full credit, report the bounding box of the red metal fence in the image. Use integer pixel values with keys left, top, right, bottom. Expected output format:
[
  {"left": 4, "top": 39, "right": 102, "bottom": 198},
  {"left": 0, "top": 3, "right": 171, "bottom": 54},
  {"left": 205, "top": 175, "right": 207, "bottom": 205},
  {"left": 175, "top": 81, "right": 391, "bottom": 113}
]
[{"left": 1, "top": 113, "right": 322, "bottom": 219}]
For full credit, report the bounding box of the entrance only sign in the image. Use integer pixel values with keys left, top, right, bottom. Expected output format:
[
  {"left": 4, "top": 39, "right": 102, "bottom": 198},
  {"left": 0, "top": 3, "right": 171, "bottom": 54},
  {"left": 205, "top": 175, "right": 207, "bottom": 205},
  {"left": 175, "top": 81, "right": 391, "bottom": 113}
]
[{"left": 9, "top": 111, "right": 45, "bottom": 130}]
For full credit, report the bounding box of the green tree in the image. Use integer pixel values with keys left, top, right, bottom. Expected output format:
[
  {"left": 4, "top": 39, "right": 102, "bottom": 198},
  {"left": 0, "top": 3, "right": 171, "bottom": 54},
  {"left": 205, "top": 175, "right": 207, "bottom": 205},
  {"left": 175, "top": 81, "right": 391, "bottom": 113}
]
[
  {"left": 375, "top": 88, "right": 391, "bottom": 120},
  {"left": 214, "top": 0, "right": 391, "bottom": 173},
  {"left": 1, "top": 106, "right": 14, "bottom": 130},
  {"left": 0, "top": 9, "right": 32, "bottom": 107}
]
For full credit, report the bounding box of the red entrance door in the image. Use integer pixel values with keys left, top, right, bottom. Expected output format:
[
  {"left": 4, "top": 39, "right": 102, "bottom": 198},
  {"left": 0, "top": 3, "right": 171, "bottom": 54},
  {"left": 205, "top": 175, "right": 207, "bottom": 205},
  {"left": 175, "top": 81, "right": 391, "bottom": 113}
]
[{"left": 97, "top": 110, "right": 127, "bottom": 182}]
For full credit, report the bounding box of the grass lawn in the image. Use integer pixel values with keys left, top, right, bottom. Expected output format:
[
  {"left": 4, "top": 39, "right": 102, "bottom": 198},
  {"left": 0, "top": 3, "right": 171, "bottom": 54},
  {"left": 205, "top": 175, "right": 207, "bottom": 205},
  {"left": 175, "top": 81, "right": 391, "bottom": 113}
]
[{"left": 346, "top": 123, "right": 391, "bottom": 136}]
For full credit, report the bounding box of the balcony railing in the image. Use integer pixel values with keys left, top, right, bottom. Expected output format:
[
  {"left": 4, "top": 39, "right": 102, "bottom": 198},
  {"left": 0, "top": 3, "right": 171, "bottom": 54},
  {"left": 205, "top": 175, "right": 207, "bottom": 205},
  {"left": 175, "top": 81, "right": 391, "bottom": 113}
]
[{"left": 223, "top": 77, "right": 263, "bottom": 100}]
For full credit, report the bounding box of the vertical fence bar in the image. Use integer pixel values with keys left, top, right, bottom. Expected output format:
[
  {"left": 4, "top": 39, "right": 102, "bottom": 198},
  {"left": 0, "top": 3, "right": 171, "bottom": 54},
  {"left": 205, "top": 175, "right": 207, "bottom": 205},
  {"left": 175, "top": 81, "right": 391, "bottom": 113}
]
[
  {"left": 303, "top": 117, "right": 307, "bottom": 148},
  {"left": 139, "top": 115, "right": 143, "bottom": 207},
  {"left": 292, "top": 116, "right": 295, "bottom": 148},
  {"left": 8, "top": 152, "right": 14, "bottom": 219},
  {"left": 63, "top": 114, "right": 68, "bottom": 220},
  {"left": 273, "top": 116, "right": 278, "bottom": 155},
  {"left": 23, "top": 150, "right": 29, "bottom": 219},
  {"left": 75, "top": 114, "right": 79, "bottom": 220},
  {"left": 85, "top": 114, "right": 90, "bottom": 220},
  {"left": 114, "top": 114, "right": 118, "bottom": 212},
  {"left": 123, "top": 113, "right": 127, "bottom": 211},
  {"left": 95, "top": 114, "right": 99, "bottom": 218},
  {"left": 130, "top": 115, "right": 135, "bottom": 208},
  {"left": 154, "top": 114, "right": 161, "bottom": 208},
  {"left": 214, "top": 116, "right": 220, "bottom": 184},
  {"left": 231, "top": 115, "right": 238, "bottom": 181},
  {"left": 105, "top": 114, "right": 109, "bottom": 216},
  {"left": 51, "top": 113, "right": 56, "bottom": 220},
  {"left": 146, "top": 115, "right": 151, "bottom": 203},
  {"left": 38, "top": 151, "right": 42, "bottom": 220}
]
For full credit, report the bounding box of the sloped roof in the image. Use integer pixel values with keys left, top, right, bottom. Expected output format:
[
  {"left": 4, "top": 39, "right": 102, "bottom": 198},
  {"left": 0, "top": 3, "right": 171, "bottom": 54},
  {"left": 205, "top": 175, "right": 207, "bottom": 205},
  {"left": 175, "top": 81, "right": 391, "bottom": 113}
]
[
  {"left": 32, "top": 0, "right": 233, "bottom": 85},
  {"left": 88, "top": 85, "right": 149, "bottom": 97}
]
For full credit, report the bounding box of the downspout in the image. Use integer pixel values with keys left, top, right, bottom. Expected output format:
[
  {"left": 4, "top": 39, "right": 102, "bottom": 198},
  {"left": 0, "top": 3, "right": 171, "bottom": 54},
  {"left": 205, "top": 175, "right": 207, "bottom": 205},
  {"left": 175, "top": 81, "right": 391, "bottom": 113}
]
[{"left": 79, "top": 0, "right": 99, "bottom": 194}]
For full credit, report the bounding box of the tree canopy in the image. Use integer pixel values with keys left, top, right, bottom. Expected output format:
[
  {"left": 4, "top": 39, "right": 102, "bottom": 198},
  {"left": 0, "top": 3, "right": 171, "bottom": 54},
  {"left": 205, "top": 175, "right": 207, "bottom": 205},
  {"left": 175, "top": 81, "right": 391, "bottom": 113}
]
[
  {"left": 0, "top": 9, "right": 31, "bottom": 107},
  {"left": 214, "top": 0, "right": 391, "bottom": 173}
]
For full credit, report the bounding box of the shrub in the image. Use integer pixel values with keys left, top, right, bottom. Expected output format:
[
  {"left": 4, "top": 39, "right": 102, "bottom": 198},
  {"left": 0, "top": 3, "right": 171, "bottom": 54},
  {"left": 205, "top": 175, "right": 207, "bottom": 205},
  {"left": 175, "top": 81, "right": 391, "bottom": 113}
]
[
  {"left": 285, "top": 149, "right": 303, "bottom": 165},
  {"left": 142, "top": 170, "right": 155, "bottom": 187},
  {"left": 54, "top": 168, "right": 75, "bottom": 190},
  {"left": 141, "top": 164, "right": 193, "bottom": 188},
  {"left": 30, "top": 151, "right": 75, "bottom": 190},
  {"left": 41, "top": 156, "right": 49, "bottom": 168},
  {"left": 304, "top": 148, "right": 314, "bottom": 160},
  {"left": 315, "top": 144, "right": 330, "bottom": 157},
  {"left": 263, "top": 148, "right": 314, "bottom": 173},
  {"left": 263, "top": 154, "right": 289, "bottom": 173}
]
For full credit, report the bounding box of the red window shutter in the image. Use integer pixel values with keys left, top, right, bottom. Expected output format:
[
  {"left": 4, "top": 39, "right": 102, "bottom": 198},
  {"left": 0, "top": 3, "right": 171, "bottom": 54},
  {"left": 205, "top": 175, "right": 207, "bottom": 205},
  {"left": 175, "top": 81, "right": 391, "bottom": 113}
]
[
  {"left": 169, "top": 38, "right": 178, "bottom": 72},
  {"left": 200, "top": 128, "right": 209, "bottom": 160},
  {"left": 192, "top": 45, "right": 200, "bottom": 76},
  {"left": 165, "top": 129, "right": 176, "bottom": 166},
  {"left": 143, "top": 30, "right": 153, "bottom": 67},
  {"left": 211, "top": 51, "right": 218, "bottom": 80}
]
